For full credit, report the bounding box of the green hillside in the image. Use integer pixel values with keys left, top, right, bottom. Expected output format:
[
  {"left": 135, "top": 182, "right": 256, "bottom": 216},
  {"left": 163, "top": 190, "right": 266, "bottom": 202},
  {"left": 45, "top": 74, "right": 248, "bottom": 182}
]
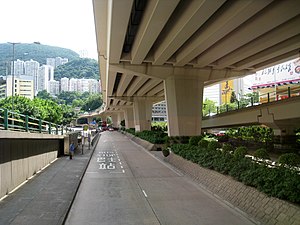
[
  {"left": 0, "top": 43, "right": 80, "bottom": 76},
  {"left": 54, "top": 58, "right": 100, "bottom": 80}
]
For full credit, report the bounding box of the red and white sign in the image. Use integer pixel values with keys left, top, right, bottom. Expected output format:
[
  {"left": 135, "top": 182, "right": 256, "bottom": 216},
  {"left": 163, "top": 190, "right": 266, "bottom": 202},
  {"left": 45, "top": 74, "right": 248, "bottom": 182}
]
[{"left": 252, "top": 58, "right": 300, "bottom": 88}]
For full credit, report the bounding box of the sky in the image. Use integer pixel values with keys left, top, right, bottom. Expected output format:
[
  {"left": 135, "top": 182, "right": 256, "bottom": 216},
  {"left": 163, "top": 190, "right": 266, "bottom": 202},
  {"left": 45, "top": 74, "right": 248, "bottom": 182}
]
[{"left": 0, "top": 0, "right": 98, "bottom": 59}]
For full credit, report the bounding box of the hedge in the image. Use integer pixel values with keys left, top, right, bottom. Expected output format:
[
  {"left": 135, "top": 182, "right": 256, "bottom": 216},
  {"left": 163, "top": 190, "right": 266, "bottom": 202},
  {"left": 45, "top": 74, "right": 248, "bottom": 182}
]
[{"left": 170, "top": 143, "right": 300, "bottom": 203}]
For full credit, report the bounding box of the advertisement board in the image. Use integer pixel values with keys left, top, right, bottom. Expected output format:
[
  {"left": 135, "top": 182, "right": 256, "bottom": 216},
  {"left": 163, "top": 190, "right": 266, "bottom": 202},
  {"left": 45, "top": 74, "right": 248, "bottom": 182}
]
[
  {"left": 252, "top": 58, "right": 300, "bottom": 87},
  {"left": 221, "top": 80, "right": 234, "bottom": 104}
]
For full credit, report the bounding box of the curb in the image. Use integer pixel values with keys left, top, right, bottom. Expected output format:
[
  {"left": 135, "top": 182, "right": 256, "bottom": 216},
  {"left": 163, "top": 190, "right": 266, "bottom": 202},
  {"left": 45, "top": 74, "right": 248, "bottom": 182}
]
[{"left": 62, "top": 132, "right": 101, "bottom": 224}]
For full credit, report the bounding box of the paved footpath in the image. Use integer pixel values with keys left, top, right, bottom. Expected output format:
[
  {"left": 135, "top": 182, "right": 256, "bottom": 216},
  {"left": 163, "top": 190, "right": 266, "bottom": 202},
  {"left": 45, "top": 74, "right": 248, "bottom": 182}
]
[
  {"left": 65, "top": 132, "right": 257, "bottom": 225},
  {"left": 0, "top": 138, "right": 97, "bottom": 225}
]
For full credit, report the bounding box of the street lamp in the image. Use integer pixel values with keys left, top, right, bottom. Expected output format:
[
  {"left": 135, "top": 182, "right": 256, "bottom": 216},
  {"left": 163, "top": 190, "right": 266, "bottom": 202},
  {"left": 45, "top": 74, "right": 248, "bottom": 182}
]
[{"left": 8, "top": 42, "right": 20, "bottom": 114}]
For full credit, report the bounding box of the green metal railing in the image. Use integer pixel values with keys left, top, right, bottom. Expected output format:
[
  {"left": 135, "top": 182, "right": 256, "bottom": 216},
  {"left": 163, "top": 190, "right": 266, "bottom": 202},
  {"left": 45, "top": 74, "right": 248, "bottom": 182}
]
[
  {"left": 0, "top": 108, "right": 66, "bottom": 135},
  {"left": 203, "top": 86, "right": 300, "bottom": 117}
]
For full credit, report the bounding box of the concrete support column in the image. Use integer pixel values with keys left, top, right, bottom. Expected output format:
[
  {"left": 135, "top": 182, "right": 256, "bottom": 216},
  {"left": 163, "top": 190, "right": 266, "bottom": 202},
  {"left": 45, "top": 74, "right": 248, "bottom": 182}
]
[
  {"left": 110, "top": 114, "right": 118, "bottom": 128},
  {"left": 117, "top": 112, "right": 125, "bottom": 128},
  {"left": 133, "top": 98, "right": 153, "bottom": 132},
  {"left": 123, "top": 108, "right": 135, "bottom": 129},
  {"left": 100, "top": 114, "right": 107, "bottom": 123},
  {"left": 164, "top": 75, "right": 204, "bottom": 136}
]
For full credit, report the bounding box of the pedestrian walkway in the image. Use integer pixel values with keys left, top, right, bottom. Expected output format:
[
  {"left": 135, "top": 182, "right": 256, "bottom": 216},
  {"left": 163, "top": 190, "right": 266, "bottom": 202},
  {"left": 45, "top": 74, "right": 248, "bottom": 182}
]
[{"left": 0, "top": 136, "right": 98, "bottom": 225}]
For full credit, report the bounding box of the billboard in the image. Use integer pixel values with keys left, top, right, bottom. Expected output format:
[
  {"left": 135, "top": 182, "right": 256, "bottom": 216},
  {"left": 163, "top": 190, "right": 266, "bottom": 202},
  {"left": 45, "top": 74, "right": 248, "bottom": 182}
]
[
  {"left": 221, "top": 80, "right": 234, "bottom": 104},
  {"left": 252, "top": 58, "right": 300, "bottom": 88}
]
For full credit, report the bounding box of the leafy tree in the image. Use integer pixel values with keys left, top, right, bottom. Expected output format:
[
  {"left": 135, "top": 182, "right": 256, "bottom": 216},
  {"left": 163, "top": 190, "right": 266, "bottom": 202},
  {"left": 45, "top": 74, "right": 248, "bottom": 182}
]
[
  {"left": 57, "top": 91, "right": 80, "bottom": 105},
  {"left": 60, "top": 104, "right": 77, "bottom": 125},
  {"left": 81, "top": 94, "right": 103, "bottom": 111},
  {"left": 230, "top": 91, "right": 237, "bottom": 103},
  {"left": 72, "top": 99, "right": 84, "bottom": 108},
  {"left": 202, "top": 98, "right": 217, "bottom": 116},
  {"left": 0, "top": 96, "right": 39, "bottom": 116},
  {"left": 36, "top": 90, "right": 52, "bottom": 100},
  {"left": 244, "top": 92, "right": 259, "bottom": 104}
]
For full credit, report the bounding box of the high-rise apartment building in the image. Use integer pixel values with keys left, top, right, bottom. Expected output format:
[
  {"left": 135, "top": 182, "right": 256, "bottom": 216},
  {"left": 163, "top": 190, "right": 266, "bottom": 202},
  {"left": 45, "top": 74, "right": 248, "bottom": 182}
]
[
  {"left": 0, "top": 77, "right": 6, "bottom": 98},
  {"left": 37, "top": 65, "right": 52, "bottom": 93},
  {"left": 77, "top": 78, "right": 89, "bottom": 93},
  {"left": 57, "top": 57, "right": 68, "bottom": 66},
  {"left": 203, "top": 84, "right": 220, "bottom": 105},
  {"left": 46, "top": 57, "right": 68, "bottom": 68},
  {"left": 11, "top": 59, "right": 25, "bottom": 75},
  {"left": 24, "top": 59, "right": 39, "bottom": 76},
  {"left": 88, "top": 79, "right": 100, "bottom": 94},
  {"left": 48, "top": 80, "right": 60, "bottom": 96},
  {"left": 46, "top": 58, "right": 56, "bottom": 68},
  {"left": 69, "top": 78, "right": 78, "bottom": 92},
  {"left": 152, "top": 101, "right": 167, "bottom": 122},
  {"left": 60, "top": 77, "right": 69, "bottom": 92}
]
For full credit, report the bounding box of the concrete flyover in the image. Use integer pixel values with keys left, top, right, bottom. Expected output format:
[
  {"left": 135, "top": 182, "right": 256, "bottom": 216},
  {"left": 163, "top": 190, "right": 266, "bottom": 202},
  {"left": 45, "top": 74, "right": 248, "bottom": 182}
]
[
  {"left": 202, "top": 96, "right": 300, "bottom": 135},
  {"left": 92, "top": 0, "right": 300, "bottom": 136}
]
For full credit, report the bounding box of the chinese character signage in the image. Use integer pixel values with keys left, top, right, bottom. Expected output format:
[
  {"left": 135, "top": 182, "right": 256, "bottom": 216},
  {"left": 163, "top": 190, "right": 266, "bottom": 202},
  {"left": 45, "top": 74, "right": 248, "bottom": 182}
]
[
  {"left": 253, "top": 58, "right": 300, "bottom": 86},
  {"left": 221, "top": 80, "right": 234, "bottom": 104}
]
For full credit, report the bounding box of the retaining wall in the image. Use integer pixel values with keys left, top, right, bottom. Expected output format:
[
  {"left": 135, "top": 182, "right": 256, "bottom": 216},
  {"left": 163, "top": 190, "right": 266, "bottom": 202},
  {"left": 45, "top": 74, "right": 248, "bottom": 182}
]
[
  {"left": 164, "top": 152, "right": 300, "bottom": 225},
  {"left": 0, "top": 131, "right": 64, "bottom": 199}
]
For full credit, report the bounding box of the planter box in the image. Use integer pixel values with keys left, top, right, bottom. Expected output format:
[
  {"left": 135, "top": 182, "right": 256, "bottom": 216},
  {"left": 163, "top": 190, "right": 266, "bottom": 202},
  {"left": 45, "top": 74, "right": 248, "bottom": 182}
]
[{"left": 164, "top": 152, "right": 300, "bottom": 225}]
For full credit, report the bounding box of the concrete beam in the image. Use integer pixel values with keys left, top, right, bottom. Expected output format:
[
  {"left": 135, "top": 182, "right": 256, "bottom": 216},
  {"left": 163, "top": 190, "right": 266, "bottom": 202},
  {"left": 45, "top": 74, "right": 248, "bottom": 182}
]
[
  {"left": 131, "top": 0, "right": 179, "bottom": 64},
  {"left": 175, "top": 0, "right": 272, "bottom": 66},
  {"left": 152, "top": 0, "right": 225, "bottom": 65},
  {"left": 195, "top": 0, "right": 300, "bottom": 68},
  {"left": 108, "top": 0, "right": 133, "bottom": 64},
  {"left": 215, "top": 16, "right": 300, "bottom": 69}
]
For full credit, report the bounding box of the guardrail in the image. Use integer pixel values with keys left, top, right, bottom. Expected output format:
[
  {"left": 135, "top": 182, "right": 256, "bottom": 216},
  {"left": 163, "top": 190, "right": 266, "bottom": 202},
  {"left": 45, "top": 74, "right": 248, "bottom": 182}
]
[
  {"left": 0, "top": 108, "right": 66, "bottom": 135},
  {"left": 203, "top": 86, "right": 300, "bottom": 117}
]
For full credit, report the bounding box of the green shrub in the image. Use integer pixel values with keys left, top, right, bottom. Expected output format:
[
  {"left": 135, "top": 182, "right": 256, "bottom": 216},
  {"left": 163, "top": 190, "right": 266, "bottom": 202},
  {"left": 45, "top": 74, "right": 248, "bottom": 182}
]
[
  {"left": 229, "top": 157, "right": 252, "bottom": 181},
  {"left": 240, "top": 162, "right": 266, "bottom": 187},
  {"left": 189, "top": 136, "right": 203, "bottom": 146},
  {"left": 207, "top": 140, "right": 221, "bottom": 151},
  {"left": 162, "top": 148, "right": 170, "bottom": 157},
  {"left": 167, "top": 136, "right": 190, "bottom": 145},
  {"left": 213, "top": 151, "right": 234, "bottom": 174},
  {"left": 171, "top": 141, "right": 300, "bottom": 203},
  {"left": 254, "top": 148, "right": 270, "bottom": 159},
  {"left": 234, "top": 146, "right": 248, "bottom": 159},
  {"left": 126, "top": 128, "right": 135, "bottom": 135},
  {"left": 135, "top": 130, "right": 167, "bottom": 144},
  {"left": 151, "top": 122, "right": 167, "bottom": 132},
  {"left": 222, "top": 143, "right": 234, "bottom": 153},
  {"left": 198, "top": 139, "right": 209, "bottom": 148},
  {"left": 197, "top": 148, "right": 217, "bottom": 169},
  {"left": 278, "top": 153, "right": 300, "bottom": 167}
]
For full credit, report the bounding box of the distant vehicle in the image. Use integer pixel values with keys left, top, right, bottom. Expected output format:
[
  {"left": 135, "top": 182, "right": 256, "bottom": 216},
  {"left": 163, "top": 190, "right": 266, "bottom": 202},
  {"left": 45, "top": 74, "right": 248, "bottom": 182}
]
[
  {"left": 216, "top": 131, "right": 226, "bottom": 136},
  {"left": 71, "top": 126, "right": 83, "bottom": 132},
  {"left": 101, "top": 121, "right": 108, "bottom": 131}
]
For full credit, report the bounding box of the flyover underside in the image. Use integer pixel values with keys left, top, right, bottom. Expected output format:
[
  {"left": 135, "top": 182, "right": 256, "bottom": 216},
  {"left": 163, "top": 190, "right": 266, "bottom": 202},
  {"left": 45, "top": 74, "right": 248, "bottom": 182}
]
[{"left": 93, "top": 0, "right": 300, "bottom": 136}]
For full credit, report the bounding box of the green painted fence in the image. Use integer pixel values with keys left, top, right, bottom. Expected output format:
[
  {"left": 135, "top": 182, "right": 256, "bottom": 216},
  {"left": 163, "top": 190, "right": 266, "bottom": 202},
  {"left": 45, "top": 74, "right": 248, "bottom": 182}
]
[{"left": 0, "top": 108, "right": 65, "bottom": 135}]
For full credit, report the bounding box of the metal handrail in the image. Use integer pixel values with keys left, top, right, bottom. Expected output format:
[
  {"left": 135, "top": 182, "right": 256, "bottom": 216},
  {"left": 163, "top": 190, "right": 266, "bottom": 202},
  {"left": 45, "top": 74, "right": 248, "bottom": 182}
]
[
  {"left": 0, "top": 108, "right": 66, "bottom": 135},
  {"left": 203, "top": 86, "right": 300, "bottom": 117}
]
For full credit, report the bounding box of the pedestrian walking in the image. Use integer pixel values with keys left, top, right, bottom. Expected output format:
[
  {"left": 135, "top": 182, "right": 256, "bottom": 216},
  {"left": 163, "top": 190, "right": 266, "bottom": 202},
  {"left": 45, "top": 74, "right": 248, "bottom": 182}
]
[{"left": 69, "top": 142, "right": 75, "bottom": 159}]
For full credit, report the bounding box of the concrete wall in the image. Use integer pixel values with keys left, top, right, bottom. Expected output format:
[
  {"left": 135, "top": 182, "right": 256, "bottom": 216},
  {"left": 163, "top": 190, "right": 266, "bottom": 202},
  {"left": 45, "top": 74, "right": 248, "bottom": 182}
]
[{"left": 0, "top": 131, "right": 64, "bottom": 199}]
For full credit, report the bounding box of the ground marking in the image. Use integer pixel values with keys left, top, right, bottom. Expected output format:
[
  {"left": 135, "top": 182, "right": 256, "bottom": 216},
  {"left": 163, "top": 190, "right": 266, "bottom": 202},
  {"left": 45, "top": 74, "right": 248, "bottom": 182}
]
[{"left": 142, "top": 190, "right": 148, "bottom": 198}]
